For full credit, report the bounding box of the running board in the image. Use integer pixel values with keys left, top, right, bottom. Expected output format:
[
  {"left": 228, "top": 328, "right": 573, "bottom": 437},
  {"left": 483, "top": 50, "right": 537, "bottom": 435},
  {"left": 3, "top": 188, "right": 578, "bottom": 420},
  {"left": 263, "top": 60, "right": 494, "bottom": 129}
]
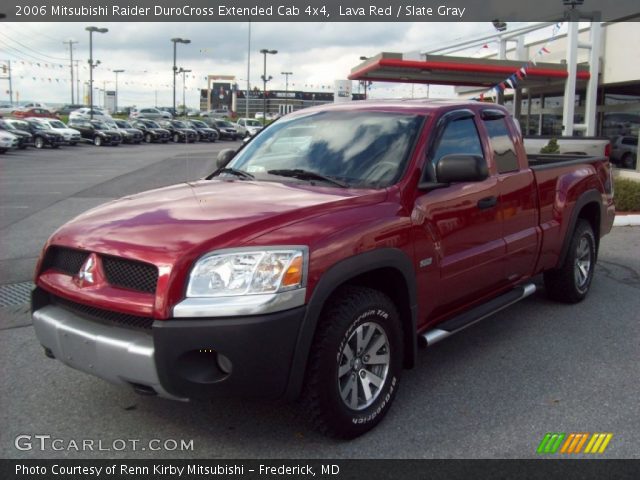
[{"left": 421, "top": 283, "right": 536, "bottom": 346}]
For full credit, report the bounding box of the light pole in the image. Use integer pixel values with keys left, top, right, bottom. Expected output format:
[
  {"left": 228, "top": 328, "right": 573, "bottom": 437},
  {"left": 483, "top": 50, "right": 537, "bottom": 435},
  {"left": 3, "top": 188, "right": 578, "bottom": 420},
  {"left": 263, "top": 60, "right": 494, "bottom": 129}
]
[
  {"left": 113, "top": 69, "right": 124, "bottom": 114},
  {"left": 63, "top": 39, "right": 78, "bottom": 104},
  {"left": 178, "top": 68, "right": 191, "bottom": 117},
  {"left": 359, "top": 56, "right": 371, "bottom": 100},
  {"left": 85, "top": 26, "right": 108, "bottom": 119},
  {"left": 281, "top": 71, "right": 292, "bottom": 114},
  {"left": 260, "top": 49, "right": 277, "bottom": 124},
  {"left": 171, "top": 37, "right": 191, "bottom": 114}
]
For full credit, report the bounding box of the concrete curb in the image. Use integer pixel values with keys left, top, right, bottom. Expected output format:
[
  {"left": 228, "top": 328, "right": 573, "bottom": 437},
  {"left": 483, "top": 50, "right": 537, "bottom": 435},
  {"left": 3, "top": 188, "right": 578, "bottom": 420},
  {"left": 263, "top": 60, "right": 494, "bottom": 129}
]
[{"left": 614, "top": 214, "right": 640, "bottom": 227}]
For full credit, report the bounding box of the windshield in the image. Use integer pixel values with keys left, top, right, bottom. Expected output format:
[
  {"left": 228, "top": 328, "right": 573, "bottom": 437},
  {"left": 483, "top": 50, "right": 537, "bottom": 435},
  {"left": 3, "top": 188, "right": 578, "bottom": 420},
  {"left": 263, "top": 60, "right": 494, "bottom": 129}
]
[
  {"left": 29, "top": 123, "right": 47, "bottom": 130},
  {"left": 91, "top": 121, "right": 109, "bottom": 130},
  {"left": 217, "top": 121, "right": 233, "bottom": 128},
  {"left": 142, "top": 120, "right": 160, "bottom": 128},
  {"left": 116, "top": 120, "right": 131, "bottom": 128},
  {"left": 49, "top": 120, "right": 66, "bottom": 128},
  {"left": 172, "top": 121, "right": 188, "bottom": 128},
  {"left": 246, "top": 120, "right": 262, "bottom": 127},
  {"left": 190, "top": 120, "right": 206, "bottom": 128},
  {"left": 227, "top": 111, "right": 423, "bottom": 189}
]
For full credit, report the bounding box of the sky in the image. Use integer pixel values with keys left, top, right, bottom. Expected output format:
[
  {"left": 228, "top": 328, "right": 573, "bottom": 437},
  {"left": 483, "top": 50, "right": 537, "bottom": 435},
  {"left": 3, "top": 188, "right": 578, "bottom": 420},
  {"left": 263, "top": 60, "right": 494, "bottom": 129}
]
[{"left": 0, "top": 22, "right": 529, "bottom": 108}]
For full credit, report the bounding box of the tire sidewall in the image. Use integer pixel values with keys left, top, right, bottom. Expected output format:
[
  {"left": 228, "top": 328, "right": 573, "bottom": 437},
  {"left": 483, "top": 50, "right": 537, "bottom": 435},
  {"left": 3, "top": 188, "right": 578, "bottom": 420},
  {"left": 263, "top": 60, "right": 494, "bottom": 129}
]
[
  {"left": 571, "top": 222, "right": 596, "bottom": 297},
  {"left": 315, "top": 296, "right": 402, "bottom": 437}
]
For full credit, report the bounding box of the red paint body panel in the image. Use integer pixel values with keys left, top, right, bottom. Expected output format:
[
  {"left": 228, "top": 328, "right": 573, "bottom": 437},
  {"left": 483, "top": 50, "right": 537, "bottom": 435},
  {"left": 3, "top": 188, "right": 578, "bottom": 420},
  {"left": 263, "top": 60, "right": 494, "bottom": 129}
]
[{"left": 35, "top": 100, "right": 615, "bottom": 333}]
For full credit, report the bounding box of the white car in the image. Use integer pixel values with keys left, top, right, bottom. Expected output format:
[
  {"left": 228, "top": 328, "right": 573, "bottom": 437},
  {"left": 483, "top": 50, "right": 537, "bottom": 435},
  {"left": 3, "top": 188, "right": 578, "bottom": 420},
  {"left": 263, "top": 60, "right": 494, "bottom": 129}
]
[
  {"left": 130, "top": 107, "right": 171, "bottom": 120},
  {"left": 236, "top": 118, "right": 264, "bottom": 137},
  {"left": 0, "top": 130, "right": 18, "bottom": 153},
  {"left": 0, "top": 103, "right": 16, "bottom": 116},
  {"left": 19, "top": 102, "right": 50, "bottom": 111},
  {"left": 69, "top": 107, "right": 113, "bottom": 121},
  {"left": 28, "top": 118, "right": 82, "bottom": 145}
]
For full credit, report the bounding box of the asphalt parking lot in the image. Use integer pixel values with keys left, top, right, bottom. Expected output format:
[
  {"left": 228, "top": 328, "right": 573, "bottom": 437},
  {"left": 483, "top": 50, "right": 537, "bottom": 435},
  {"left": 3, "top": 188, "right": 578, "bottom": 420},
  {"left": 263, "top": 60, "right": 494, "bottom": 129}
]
[{"left": 0, "top": 143, "right": 639, "bottom": 459}]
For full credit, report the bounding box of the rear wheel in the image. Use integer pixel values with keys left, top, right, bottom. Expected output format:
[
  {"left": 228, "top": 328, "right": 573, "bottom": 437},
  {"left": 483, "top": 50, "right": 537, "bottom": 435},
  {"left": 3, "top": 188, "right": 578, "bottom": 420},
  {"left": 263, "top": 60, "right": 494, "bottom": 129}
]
[
  {"left": 544, "top": 219, "right": 596, "bottom": 303},
  {"left": 145, "top": 133, "right": 152, "bottom": 143},
  {"left": 70, "top": 142, "right": 77, "bottom": 146},
  {"left": 34, "top": 137, "right": 44, "bottom": 149},
  {"left": 173, "top": 133, "right": 180, "bottom": 143},
  {"left": 302, "top": 286, "right": 402, "bottom": 439},
  {"left": 94, "top": 136, "right": 102, "bottom": 147}
]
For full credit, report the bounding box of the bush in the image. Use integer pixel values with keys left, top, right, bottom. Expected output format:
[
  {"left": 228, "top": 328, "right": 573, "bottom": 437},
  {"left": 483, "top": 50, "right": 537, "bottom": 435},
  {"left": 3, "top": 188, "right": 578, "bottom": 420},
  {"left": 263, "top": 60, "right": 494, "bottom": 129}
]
[
  {"left": 615, "top": 178, "right": 640, "bottom": 212},
  {"left": 540, "top": 138, "right": 560, "bottom": 154}
]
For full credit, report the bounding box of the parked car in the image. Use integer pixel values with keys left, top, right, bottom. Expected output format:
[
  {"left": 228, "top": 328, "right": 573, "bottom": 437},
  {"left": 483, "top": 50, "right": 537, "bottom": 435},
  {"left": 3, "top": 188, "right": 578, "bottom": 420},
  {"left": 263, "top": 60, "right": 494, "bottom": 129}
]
[
  {"left": 28, "top": 118, "right": 82, "bottom": 145},
  {"left": 158, "top": 119, "right": 198, "bottom": 143},
  {"left": 158, "top": 107, "right": 177, "bottom": 118},
  {"left": 210, "top": 119, "right": 240, "bottom": 140},
  {"left": 30, "top": 100, "right": 615, "bottom": 438},
  {"left": 0, "top": 119, "right": 33, "bottom": 149},
  {"left": 610, "top": 135, "right": 638, "bottom": 169},
  {"left": 130, "top": 107, "right": 171, "bottom": 120},
  {"left": 106, "top": 119, "right": 144, "bottom": 144},
  {"left": 5, "top": 118, "right": 64, "bottom": 149},
  {"left": 67, "top": 118, "right": 123, "bottom": 146},
  {"left": 20, "top": 102, "right": 50, "bottom": 110},
  {"left": 0, "top": 130, "right": 18, "bottom": 153},
  {"left": 200, "top": 109, "right": 229, "bottom": 119},
  {"left": 253, "top": 111, "right": 265, "bottom": 120},
  {"left": 12, "top": 108, "right": 58, "bottom": 119},
  {"left": 187, "top": 119, "right": 219, "bottom": 142},
  {"left": 54, "top": 104, "right": 86, "bottom": 116},
  {"left": 0, "top": 103, "right": 17, "bottom": 116},
  {"left": 131, "top": 119, "right": 171, "bottom": 143},
  {"left": 69, "top": 108, "right": 112, "bottom": 122},
  {"left": 236, "top": 117, "right": 264, "bottom": 137}
]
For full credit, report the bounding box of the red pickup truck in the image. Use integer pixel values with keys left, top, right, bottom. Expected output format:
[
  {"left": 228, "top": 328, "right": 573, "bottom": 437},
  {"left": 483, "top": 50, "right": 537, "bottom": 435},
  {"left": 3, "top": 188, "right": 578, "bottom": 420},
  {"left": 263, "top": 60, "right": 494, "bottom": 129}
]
[{"left": 32, "top": 100, "right": 615, "bottom": 439}]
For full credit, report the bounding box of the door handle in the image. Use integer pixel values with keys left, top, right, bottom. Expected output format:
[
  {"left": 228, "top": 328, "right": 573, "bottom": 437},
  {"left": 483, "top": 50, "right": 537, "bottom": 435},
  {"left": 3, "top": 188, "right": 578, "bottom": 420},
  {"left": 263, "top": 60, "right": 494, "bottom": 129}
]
[{"left": 477, "top": 196, "right": 498, "bottom": 210}]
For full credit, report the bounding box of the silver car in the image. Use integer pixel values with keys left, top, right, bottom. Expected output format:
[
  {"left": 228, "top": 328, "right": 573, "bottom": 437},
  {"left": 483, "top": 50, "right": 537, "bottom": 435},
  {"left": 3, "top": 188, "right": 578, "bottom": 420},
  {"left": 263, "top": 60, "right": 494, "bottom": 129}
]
[
  {"left": 130, "top": 107, "right": 172, "bottom": 120},
  {"left": 611, "top": 135, "right": 638, "bottom": 169}
]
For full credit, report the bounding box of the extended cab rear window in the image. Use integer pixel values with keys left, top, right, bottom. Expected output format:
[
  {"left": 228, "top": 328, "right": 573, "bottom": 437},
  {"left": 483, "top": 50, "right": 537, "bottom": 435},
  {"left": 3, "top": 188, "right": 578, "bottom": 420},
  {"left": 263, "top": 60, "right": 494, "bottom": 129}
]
[{"left": 483, "top": 117, "right": 519, "bottom": 173}]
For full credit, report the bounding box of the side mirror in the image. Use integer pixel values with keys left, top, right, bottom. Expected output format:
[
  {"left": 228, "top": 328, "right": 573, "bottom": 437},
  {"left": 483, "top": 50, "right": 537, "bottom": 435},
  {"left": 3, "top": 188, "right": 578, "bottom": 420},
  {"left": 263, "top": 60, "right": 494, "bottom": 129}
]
[
  {"left": 216, "top": 148, "right": 236, "bottom": 169},
  {"left": 436, "top": 154, "right": 488, "bottom": 183}
]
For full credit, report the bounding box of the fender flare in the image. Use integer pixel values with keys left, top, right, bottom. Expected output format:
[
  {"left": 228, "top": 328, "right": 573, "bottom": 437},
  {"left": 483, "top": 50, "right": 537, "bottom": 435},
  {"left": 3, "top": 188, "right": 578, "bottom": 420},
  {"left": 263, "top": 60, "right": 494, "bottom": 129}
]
[
  {"left": 284, "top": 248, "right": 418, "bottom": 400},
  {"left": 557, "top": 189, "right": 603, "bottom": 267}
]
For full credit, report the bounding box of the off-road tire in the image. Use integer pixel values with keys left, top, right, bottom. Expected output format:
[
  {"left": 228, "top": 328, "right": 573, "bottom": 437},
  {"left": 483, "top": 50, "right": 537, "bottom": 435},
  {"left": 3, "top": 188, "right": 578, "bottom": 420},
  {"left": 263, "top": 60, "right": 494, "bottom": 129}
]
[
  {"left": 544, "top": 219, "right": 596, "bottom": 303},
  {"left": 302, "top": 286, "right": 403, "bottom": 439}
]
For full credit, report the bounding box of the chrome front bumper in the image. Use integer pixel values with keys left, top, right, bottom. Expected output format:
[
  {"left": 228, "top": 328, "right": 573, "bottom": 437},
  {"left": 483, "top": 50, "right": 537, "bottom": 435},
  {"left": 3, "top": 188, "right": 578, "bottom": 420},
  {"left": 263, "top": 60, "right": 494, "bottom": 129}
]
[{"left": 32, "top": 305, "right": 185, "bottom": 400}]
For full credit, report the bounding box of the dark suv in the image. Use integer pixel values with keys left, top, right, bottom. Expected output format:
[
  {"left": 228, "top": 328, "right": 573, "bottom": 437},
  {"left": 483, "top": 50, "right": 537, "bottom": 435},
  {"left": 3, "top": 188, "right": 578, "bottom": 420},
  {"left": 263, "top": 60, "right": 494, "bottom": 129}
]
[
  {"left": 131, "top": 119, "right": 171, "bottom": 143},
  {"left": 68, "top": 118, "right": 123, "bottom": 146},
  {"left": 5, "top": 119, "right": 63, "bottom": 149},
  {"left": 158, "top": 120, "right": 198, "bottom": 143}
]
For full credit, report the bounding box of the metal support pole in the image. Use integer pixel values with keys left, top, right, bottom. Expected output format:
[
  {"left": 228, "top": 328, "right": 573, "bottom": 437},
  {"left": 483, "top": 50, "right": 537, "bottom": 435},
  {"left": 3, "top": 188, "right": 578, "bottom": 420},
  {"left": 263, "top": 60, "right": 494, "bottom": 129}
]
[
  {"left": 89, "top": 32, "right": 93, "bottom": 116},
  {"left": 584, "top": 14, "right": 602, "bottom": 136},
  {"left": 64, "top": 40, "right": 78, "bottom": 104},
  {"left": 246, "top": 21, "right": 251, "bottom": 118},
  {"left": 7, "top": 60, "right": 13, "bottom": 105},
  {"left": 172, "top": 41, "right": 177, "bottom": 113},
  {"left": 562, "top": 12, "right": 580, "bottom": 136},
  {"left": 262, "top": 52, "right": 267, "bottom": 123}
]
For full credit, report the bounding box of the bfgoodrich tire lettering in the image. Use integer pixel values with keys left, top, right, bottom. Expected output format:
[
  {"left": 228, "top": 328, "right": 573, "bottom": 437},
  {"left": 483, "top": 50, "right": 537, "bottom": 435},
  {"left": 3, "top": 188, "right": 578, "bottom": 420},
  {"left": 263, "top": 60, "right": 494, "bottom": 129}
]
[
  {"left": 544, "top": 219, "right": 596, "bottom": 303},
  {"left": 302, "top": 286, "right": 402, "bottom": 439}
]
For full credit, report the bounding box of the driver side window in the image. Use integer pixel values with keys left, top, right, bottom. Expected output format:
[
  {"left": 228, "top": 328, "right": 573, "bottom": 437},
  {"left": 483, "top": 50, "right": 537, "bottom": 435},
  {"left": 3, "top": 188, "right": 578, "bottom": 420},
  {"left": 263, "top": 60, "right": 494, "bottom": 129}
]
[{"left": 429, "top": 117, "right": 485, "bottom": 181}]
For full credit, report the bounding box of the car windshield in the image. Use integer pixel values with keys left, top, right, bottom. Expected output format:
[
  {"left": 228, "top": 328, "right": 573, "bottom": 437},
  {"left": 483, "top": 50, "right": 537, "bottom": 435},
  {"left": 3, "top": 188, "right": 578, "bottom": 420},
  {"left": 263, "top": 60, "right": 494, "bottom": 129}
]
[
  {"left": 116, "top": 120, "right": 131, "bottom": 128},
  {"left": 144, "top": 120, "right": 160, "bottom": 128},
  {"left": 49, "top": 120, "right": 66, "bottom": 128},
  {"left": 29, "top": 123, "right": 47, "bottom": 130},
  {"left": 0, "top": 120, "right": 14, "bottom": 130},
  {"left": 190, "top": 120, "right": 206, "bottom": 128},
  {"left": 246, "top": 120, "right": 261, "bottom": 127},
  {"left": 172, "top": 121, "right": 188, "bottom": 128},
  {"left": 227, "top": 111, "right": 424, "bottom": 189},
  {"left": 91, "top": 121, "right": 109, "bottom": 130},
  {"left": 217, "top": 121, "right": 233, "bottom": 128}
]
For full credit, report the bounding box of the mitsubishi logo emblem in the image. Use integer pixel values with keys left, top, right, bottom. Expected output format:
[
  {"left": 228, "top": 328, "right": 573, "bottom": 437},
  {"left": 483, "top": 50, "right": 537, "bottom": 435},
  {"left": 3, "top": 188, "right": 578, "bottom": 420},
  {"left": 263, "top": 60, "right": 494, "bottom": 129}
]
[{"left": 75, "top": 254, "right": 98, "bottom": 287}]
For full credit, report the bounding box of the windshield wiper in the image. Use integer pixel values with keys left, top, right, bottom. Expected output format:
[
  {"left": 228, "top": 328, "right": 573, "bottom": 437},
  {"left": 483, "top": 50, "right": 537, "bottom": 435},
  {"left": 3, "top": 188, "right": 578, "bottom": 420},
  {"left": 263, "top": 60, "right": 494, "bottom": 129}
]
[
  {"left": 213, "top": 167, "right": 255, "bottom": 180},
  {"left": 267, "top": 169, "right": 348, "bottom": 188}
]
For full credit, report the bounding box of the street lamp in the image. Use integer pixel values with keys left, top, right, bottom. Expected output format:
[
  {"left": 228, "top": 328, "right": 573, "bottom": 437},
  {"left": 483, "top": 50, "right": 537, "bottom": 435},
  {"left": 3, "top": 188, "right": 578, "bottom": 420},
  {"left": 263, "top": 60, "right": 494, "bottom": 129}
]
[
  {"left": 171, "top": 37, "right": 191, "bottom": 114},
  {"left": 178, "top": 68, "right": 191, "bottom": 117},
  {"left": 113, "top": 69, "right": 124, "bottom": 114},
  {"left": 260, "top": 48, "right": 277, "bottom": 124},
  {"left": 85, "top": 26, "right": 108, "bottom": 119},
  {"left": 281, "top": 71, "right": 292, "bottom": 115}
]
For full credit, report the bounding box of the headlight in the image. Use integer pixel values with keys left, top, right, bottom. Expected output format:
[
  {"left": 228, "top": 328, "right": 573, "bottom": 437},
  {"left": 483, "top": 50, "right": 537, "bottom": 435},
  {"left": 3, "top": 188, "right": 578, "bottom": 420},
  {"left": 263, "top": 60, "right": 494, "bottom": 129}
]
[{"left": 187, "top": 248, "right": 306, "bottom": 298}]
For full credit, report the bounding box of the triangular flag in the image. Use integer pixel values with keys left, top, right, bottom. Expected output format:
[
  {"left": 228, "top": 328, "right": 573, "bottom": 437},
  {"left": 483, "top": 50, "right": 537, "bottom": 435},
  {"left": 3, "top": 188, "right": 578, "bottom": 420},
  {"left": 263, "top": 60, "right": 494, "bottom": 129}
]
[
  {"left": 505, "top": 78, "right": 514, "bottom": 89},
  {"left": 542, "top": 47, "right": 551, "bottom": 54}
]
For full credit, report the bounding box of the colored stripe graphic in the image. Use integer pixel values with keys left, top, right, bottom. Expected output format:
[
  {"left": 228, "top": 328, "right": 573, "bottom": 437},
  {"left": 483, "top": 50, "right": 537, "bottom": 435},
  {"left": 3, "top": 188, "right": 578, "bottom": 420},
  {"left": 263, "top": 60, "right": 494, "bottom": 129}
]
[
  {"left": 537, "top": 433, "right": 565, "bottom": 454},
  {"left": 538, "top": 433, "right": 613, "bottom": 454},
  {"left": 584, "top": 433, "right": 613, "bottom": 454}
]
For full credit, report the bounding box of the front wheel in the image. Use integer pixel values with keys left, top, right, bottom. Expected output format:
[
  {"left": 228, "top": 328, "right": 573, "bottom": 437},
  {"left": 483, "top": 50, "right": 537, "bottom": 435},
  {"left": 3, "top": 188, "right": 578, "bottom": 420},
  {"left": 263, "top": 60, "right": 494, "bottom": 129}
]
[
  {"left": 173, "top": 133, "right": 180, "bottom": 143},
  {"left": 34, "top": 137, "right": 44, "bottom": 149},
  {"left": 544, "top": 219, "right": 596, "bottom": 303},
  {"left": 302, "top": 286, "right": 402, "bottom": 439},
  {"left": 94, "top": 136, "right": 102, "bottom": 147},
  {"left": 145, "top": 133, "right": 152, "bottom": 143},
  {"left": 622, "top": 153, "right": 636, "bottom": 169}
]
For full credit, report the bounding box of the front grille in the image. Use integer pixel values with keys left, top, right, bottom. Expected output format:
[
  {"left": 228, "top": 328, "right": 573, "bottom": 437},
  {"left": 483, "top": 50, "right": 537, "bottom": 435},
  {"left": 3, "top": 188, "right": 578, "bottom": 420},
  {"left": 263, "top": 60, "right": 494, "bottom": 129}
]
[
  {"left": 42, "top": 246, "right": 89, "bottom": 275},
  {"left": 102, "top": 256, "right": 158, "bottom": 294},
  {"left": 42, "top": 247, "right": 158, "bottom": 294},
  {"left": 51, "top": 294, "right": 154, "bottom": 330}
]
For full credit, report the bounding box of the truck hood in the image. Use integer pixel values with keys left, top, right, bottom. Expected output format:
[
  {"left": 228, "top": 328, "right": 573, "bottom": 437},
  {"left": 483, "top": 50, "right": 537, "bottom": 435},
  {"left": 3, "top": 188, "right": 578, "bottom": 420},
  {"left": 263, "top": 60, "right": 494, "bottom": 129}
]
[{"left": 49, "top": 179, "right": 385, "bottom": 266}]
